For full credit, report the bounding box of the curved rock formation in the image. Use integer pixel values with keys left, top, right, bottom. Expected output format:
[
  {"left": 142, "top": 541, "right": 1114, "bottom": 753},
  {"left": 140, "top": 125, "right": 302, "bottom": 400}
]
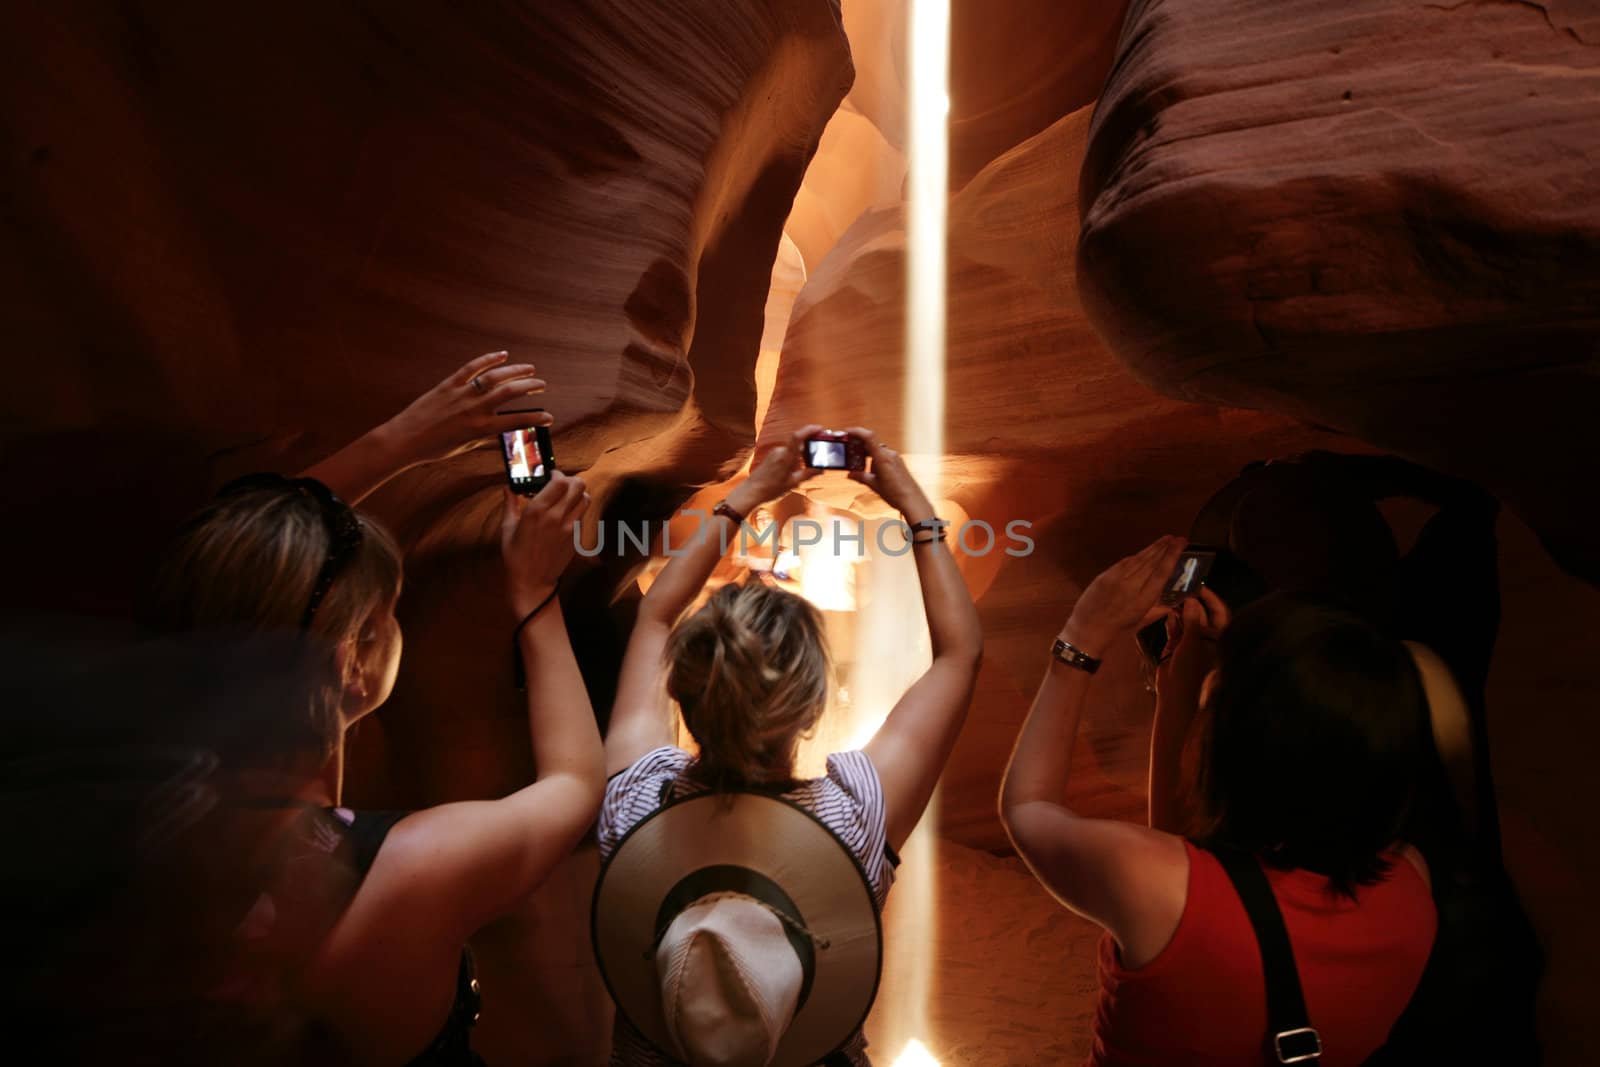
[
  {"left": 1, "top": 0, "right": 851, "bottom": 604},
  {"left": 840, "top": 0, "right": 1130, "bottom": 187},
  {"left": 1077, "top": 0, "right": 1600, "bottom": 583},
  {"left": 1, "top": 3, "right": 852, "bottom": 1061},
  {"left": 785, "top": 103, "right": 906, "bottom": 274},
  {"left": 763, "top": 106, "right": 1354, "bottom": 849}
]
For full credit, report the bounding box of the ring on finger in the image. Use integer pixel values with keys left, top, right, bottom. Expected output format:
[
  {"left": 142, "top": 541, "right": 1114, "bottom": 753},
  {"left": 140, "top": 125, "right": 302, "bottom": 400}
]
[{"left": 471, "top": 376, "right": 487, "bottom": 395}]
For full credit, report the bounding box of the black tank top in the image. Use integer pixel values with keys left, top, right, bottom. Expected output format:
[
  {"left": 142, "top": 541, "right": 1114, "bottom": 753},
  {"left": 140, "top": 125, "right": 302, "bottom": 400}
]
[{"left": 322, "top": 807, "right": 485, "bottom": 1067}]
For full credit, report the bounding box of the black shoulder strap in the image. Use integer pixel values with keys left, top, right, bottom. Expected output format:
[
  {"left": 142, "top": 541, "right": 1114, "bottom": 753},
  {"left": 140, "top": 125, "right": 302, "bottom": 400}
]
[
  {"left": 1207, "top": 846, "right": 1324, "bottom": 1065},
  {"left": 337, "top": 809, "right": 409, "bottom": 876}
]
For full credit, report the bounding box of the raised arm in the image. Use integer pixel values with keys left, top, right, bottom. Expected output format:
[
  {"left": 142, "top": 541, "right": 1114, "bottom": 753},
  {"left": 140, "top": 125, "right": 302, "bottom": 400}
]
[
  {"left": 605, "top": 426, "right": 820, "bottom": 776},
  {"left": 998, "top": 536, "right": 1191, "bottom": 966},
  {"left": 303, "top": 473, "right": 605, "bottom": 1061},
  {"left": 303, "top": 350, "right": 549, "bottom": 503},
  {"left": 852, "top": 430, "right": 984, "bottom": 852},
  {"left": 505, "top": 474, "right": 608, "bottom": 802},
  {"left": 376, "top": 473, "right": 605, "bottom": 930},
  {"left": 1148, "top": 587, "right": 1229, "bottom": 833}
]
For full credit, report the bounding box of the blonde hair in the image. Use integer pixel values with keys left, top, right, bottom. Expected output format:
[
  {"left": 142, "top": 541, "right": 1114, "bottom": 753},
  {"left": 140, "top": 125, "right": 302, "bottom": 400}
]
[
  {"left": 665, "top": 580, "right": 830, "bottom": 790},
  {"left": 145, "top": 484, "right": 404, "bottom": 761}
]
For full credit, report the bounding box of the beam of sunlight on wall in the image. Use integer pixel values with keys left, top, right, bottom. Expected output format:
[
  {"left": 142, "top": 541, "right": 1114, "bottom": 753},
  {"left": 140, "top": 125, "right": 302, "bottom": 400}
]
[
  {"left": 789, "top": 0, "right": 949, "bottom": 1053},
  {"left": 906, "top": 0, "right": 949, "bottom": 490},
  {"left": 894, "top": 0, "right": 950, "bottom": 1053},
  {"left": 854, "top": 523, "right": 936, "bottom": 1052}
]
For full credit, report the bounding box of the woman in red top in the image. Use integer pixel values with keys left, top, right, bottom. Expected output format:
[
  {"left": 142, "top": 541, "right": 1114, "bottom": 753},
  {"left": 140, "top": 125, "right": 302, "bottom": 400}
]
[{"left": 1001, "top": 537, "right": 1436, "bottom": 1067}]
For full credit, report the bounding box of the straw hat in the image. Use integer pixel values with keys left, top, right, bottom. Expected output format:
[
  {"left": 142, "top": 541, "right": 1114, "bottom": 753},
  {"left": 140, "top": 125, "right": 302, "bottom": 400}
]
[{"left": 592, "top": 792, "right": 882, "bottom": 1067}]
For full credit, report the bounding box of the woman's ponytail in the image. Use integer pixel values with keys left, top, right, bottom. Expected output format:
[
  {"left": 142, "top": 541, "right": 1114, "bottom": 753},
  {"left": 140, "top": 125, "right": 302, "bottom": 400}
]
[{"left": 665, "top": 581, "right": 830, "bottom": 788}]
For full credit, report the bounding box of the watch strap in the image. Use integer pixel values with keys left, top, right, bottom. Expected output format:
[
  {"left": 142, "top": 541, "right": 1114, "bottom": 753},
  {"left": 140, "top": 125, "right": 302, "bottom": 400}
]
[{"left": 1051, "top": 637, "right": 1102, "bottom": 674}]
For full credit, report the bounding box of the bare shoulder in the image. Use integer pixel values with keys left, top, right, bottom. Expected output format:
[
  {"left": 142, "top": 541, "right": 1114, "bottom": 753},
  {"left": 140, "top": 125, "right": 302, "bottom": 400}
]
[
  {"left": 298, "top": 813, "right": 469, "bottom": 1062},
  {"left": 1106, "top": 824, "right": 1190, "bottom": 970},
  {"left": 1004, "top": 805, "right": 1189, "bottom": 969}
]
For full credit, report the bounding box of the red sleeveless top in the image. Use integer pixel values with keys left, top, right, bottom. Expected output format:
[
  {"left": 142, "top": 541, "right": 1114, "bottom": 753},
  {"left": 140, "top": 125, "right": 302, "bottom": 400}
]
[{"left": 1090, "top": 840, "right": 1435, "bottom": 1067}]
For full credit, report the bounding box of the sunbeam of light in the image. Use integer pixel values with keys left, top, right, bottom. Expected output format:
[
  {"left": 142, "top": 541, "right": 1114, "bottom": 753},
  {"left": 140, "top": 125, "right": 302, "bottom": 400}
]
[{"left": 891, "top": 1039, "right": 943, "bottom": 1067}]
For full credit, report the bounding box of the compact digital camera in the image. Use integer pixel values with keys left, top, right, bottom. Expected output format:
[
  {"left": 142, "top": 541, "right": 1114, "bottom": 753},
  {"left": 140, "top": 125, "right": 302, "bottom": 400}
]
[
  {"left": 501, "top": 421, "right": 555, "bottom": 495},
  {"left": 803, "top": 430, "right": 867, "bottom": 471}
]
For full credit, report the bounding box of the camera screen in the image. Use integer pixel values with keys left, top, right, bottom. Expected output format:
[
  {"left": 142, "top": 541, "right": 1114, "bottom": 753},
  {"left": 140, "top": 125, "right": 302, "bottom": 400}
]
[
  {"left": 502, "top": 428, "right": 547, "bottom": 487},
  {"left": 1161, "top": 549, "right": 1217, "bottom": 605},
  {"left": 806, "top": 439, "right": 848, "bottom": 469}
]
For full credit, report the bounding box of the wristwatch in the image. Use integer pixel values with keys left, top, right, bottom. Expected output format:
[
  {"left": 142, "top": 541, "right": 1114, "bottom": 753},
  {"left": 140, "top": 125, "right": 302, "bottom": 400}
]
[{"left": 1050, "top": 637, "right": 1101, "bottom": 674}]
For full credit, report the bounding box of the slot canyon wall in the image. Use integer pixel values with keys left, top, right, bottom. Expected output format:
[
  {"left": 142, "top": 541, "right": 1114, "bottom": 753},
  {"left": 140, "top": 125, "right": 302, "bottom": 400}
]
[
  {"left": 3, "top": 1, "right": 1598, "bottom": 1064},
  {"left": 1069, "top": 2, "right": 1600, "bottom": 1061}
]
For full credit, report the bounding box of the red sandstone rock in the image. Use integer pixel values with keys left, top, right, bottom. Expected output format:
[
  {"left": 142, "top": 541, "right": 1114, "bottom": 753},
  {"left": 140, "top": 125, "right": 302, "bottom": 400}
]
[
  {"left": 763, "top": 107, "right": 1355, "bottom": 850},
  {"left": 0, "top": 0, "right": 851, "bottom": 600},
  {"left": 841, "top": 0, "right": 1130, "bottom": 187},
  {"left": 1077, "top": 0, "right": 1600, "bottom": 583},
  {"left": 785, "top": 103, "right": 905, "bottom": 274},
  {"left": 0, "top": 3, "right": 851, "bottom": 1061}
]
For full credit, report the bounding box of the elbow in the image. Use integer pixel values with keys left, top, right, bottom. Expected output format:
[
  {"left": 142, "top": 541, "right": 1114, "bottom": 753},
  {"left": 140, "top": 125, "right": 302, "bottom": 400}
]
[
  {"left": 997, "top": 797, "right": 1040, "bottom": 862},
  {"left": 538, "top": 738, "right": 607, "bottom": 804},
  {"left": 540, "top": 772, "right": 607, "bottom": 862},
  {"left": 576, "top": 745, "right": 607, "bottom": 801},
  {"left": 997, "top": 769, "right": 1030, "bottom": 837},
  {"left": 998, "top": 798, "right": 1075, "bottom": 868},
  {"left": 998, "top": 795, "right": 1017, "bottom": 839},
  {"left": 933, "top": 630, "right": 984, "bottom": 676},
  {"left": 997, "top": 785, "right": 1028, "bottom": 834},
  {"left": 560, "top": 755, "right": 607, "bottom": 815}
]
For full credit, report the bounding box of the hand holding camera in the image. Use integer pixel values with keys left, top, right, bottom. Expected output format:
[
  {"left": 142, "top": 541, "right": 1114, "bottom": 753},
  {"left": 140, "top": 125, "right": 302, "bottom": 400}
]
[
  {"left": 500, "top": 471, "right": 590, "bottom": 618},
  {"left": 838, "top": 427, "right": 935, "bottom": 524},
  {"left": 1155, "top": 585, "right": 1230, "bottom": 697},
  {"left": 802, "top": 429, "right": 868, "bottom": 472},
  {"left": 726, "top": 425, "right": 824, "bottom": 515},
  {"left": 1061, "top": 536, "right": 1188, "bottom": 657}
]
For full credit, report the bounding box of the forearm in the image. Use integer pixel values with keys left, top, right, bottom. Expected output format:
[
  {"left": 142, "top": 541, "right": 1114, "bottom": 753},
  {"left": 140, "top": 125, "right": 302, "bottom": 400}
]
[
  {"left": 517, "top": 603, "right": 605, "bottom": 790},
  {"left": 301, "top": 421, "right": 419, "bottom": 504},
  {"left": 1148, "top": 683, "right": 1200, "bottom": 832},
  {"left": 910, "top": 537, "right": 983, "bottom": 662},
  {"left": 1000, "top": 658, "right": 1095, "bottom": 813},
  {"left": 638, "top": 481, "right": 761, "bottom": 624},
  {"left": 900, "top": 494, "right": 981, "bottom": 662}
]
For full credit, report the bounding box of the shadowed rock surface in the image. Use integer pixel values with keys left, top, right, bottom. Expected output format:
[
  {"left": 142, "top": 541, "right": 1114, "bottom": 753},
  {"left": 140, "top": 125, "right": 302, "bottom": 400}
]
[
  {"left": 1, "top": 0, "right": 851, "bottom": 607},
  {"left": 0, "top": 2, "right": 851, "bottom": 1061},
  {"left": 1077, "top": 0, "right": 1600, "bottom": 583}
]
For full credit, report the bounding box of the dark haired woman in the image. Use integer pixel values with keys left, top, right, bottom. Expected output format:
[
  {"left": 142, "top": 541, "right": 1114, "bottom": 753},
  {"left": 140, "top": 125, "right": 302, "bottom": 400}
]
[
  {"left": 596, "top": 426, "right": 983, "bottom": 1066},
  {"left": 1183, "top": 453, "right": 1542, "bottom": 1063},
  {"left": 146, "top": 353, "right": 604, "bottom": 1065},
  {"left": 1001, "top": 537, "right": 1435, "bottom": 1067}
]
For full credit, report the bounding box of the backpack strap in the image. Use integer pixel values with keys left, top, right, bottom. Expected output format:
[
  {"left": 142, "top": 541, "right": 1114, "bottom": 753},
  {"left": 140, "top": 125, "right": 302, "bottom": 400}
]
[{"left": 1206, "top": 846, "right": 1324, "bottom": 1065}]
